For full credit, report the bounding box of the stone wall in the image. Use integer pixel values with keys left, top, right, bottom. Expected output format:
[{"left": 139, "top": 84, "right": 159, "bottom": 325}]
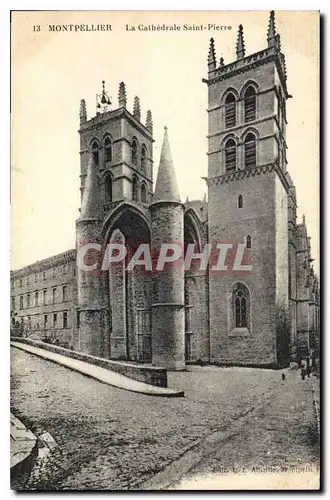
[{"left": 12, "top": 337, "right": 168, "bottom": 387}]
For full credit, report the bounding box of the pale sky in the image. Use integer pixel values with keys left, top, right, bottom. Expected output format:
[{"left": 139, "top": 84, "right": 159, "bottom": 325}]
[{"left": 11, "top": 10, "right": 319, "bottom": 273}]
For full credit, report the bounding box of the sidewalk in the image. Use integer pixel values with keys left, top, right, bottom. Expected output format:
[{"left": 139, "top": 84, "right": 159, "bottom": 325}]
[
  {"left": 11, "top": 341, "right": 184, "bottom": 397},
  {"left": 11, "top": 414, "right": 38, "bottom": 490}
]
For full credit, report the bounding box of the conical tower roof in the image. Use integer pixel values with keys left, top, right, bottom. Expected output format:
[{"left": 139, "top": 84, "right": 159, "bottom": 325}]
[
  {"left": 153, "top": 127, "right": 181, "bottom": 204},
  {"left": 79, "top": 154, "right": 99, "bottom": 220}
]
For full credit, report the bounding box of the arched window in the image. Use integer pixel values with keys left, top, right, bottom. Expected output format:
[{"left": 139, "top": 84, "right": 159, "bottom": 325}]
[
  {"left": 238, "top": 195, "right": 243, "bottom": 208},
  {"left": 104, "top": 137, "right": 112, "bottom": 163},
  {"left": 132, "top": 139, "right": 138, "bottom": 166},
  {"left": 246, "top": 235, "right": 252, "bottom": 249},
  {"left": 225, "top": 93, "right": 236, "bottom": 128},
  {"left": 132, "top": 175, "right": 139, "bottom": 201},
  {"left": 225, "top": 138, "right": 236, "bottom": 172},
  {"left": 141, "top": 182, "right": 147, "bottom": 203},
  {"left": 104, "top": 174, "right": 113, "bottom": 203},
  {"left": 91, "top": 140, "right": 99, "bottom": 166},
  {"left": 233, "top": 283, "right": 249, "bottom": 329},
  {"left": 244, "top": 133, "right": 256, "bottom": 168},
  {"left": 244, "top": 86, "right": 256, "bottom": 122},
  {"left": 141, "top": 146, "right": 147, "bottom": 174}
]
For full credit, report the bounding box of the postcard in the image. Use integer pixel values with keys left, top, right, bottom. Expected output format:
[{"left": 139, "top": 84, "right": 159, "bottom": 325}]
[{"left": 10, "top": 10, "right": 320, "bottom": 491}]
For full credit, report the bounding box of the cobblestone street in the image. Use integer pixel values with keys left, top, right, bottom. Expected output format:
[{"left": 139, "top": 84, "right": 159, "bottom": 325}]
[{"left": 11, "top": 347, "right": 319, "bottom": 490}]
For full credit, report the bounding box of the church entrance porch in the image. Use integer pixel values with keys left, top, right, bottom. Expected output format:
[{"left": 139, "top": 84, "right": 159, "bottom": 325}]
[{"left": 104, "top": 204, "right": 152, "bottom": 363}]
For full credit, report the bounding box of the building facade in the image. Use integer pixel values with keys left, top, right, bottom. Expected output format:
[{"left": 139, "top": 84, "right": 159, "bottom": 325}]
[{"left": 11, "top": 12, "right": 320, "bottom": 367}]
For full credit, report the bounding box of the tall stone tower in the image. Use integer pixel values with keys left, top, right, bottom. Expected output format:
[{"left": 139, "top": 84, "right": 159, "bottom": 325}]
[
  {"left": 203, "top": 11, "right": 291, "bottom": 366},
  {"left": 78, "top": 81, "right": 153, "bottom": 209},
  {"left": 150, "top": 127, "right": 185, "bottom": 370},
  {"left": 76, "top": 81, "right": 154, "bottom": 358}
]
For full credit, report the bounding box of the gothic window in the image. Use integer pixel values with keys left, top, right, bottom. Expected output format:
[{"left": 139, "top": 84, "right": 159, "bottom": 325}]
[
  {"left": 62, "top": 285, "right": 67, "bottom": 302},
  {"left": 246, "top": 235, "right": 252, "bottom": 248},
  {"left": 20, "top": 296, "right": 23, "bottom": 310},
  {"left": 104, "top": 137, "right": 112, "bottom": 163},
  {"left": 238, "top": 195, "right": 243, "bottom": 208},
  {"left": 27, "top": 294, "right": 30, "bottom": 308},
  {"left": 91, "top": 140, "right": 99, "bottom": 166},
  {"left": 53, "top": 313, "right": 57, "bottom": 328},
  {"left": 225, "top": 138, "right": 236, "bottom": 172},
  {"left": 44, "top": 315, "right": 48, "bottom": 327},
  {"left": 132, "top": 175, "right": 139, "bottom": 201},
  {"left": 132, "top": 139, "right": 138, "bottom": 166},
  {"left": 225, "top": 93, "right": 236, "bottom": 128},
  {"left": 233, "top": 283, "right": 249, "bottom": 329},
  {"left": 244, "top": 133, "right": 256, "bottom": 168},
  {"left": 43, "top": 290, "right": 47, "bottom": 305},
  {"left": 63, "top": 311, "right": 68, "bottom": 328},
  {"left": 34, "top": 291, "right": 38, "bottom": 307},
  {"left": 52, "top": 287, "right": 57, "bottom": 304},
  {"left": 104, "top": 174, "right": 113, "bottom": 203},
  {"left": 141, "top": 182, "right": 147, "bottom": 203},
  {"left": 244, "top": 86, "right": 256, "bottom": 123},
  {"left": 141, "top": 146, "right": 147, "bottom": 174}
]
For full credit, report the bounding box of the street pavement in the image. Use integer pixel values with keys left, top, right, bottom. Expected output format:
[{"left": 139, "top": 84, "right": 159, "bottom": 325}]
[{"left": 11, "top": 347, "right": 319, "bottom": 491}]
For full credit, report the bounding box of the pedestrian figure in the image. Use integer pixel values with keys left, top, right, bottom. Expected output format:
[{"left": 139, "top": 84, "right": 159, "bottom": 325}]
[
  {"left": 297, "top": 351, "right": 302, "bottom": 369},
  {"left": 301, "top": 357, "right": 307, "bottom": 380},
  {"left": 311, "top": 349, "right": 316, "bottom": 374},
  {"left": 281, "top": 373, "right": 285, "bottom": 381},
  {"left": 306, "top": 356, "right": 311, "bottom": 378}
]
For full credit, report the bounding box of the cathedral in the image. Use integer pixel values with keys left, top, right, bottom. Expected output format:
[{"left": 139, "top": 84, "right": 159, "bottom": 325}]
[{"left": 11, "top": 12, "right": 319, "bottom": 369}]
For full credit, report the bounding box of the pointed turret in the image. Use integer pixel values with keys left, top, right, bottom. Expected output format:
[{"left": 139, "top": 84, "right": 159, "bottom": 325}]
[
  {"left": 153, "top": 127, "right": 181, "bottom": 204},
  {"left": 267, "top": 10, "right": 276, "bottom": 43},
  {"left": 208, "top": 38, "right": 216, "bottom": 73},
  {"left": 267, "top": 10, "right": 281, "bottom": 50},
  {"left": 79, "top": 154, "right": 99, "bottom": 220},
  {"left": 76, "top": 152, "right": 107, "bottom": 357},
  {"left": 133, "top": 96, "right": 141, "bottom": 121},
  {"left": 79, "top": 99, "right": 87, "bottom": 124},
  {"left": 118, "top": 81, "right": 127, "bottom": 108},
  {"left": 236, "top": 24, "right": 245, "bottom": 60},
  {"left": 146, "top": 109, "right": 153, "bottom": 134},
  {"left": 150, "top": 126, "right": 185, "bottom": 370},
  {"left": 219, "top": 57, "right": 225, "bottom": 67}
]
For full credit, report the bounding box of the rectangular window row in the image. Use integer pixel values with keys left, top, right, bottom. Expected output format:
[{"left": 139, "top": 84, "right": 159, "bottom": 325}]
[
  {"left": 44, "top": 311, "right": 68, "bottom": 329},
  {"left": 13, "top": 285, "right": 68, "bottom": 310},
  {"left": 13, "top": 265, "right": 76, "bottom": 288}
]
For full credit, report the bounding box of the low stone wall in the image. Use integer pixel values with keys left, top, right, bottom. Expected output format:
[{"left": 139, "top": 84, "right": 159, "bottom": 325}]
[{"left": 11, "top": 337, "right": 168, "bottom": 387}]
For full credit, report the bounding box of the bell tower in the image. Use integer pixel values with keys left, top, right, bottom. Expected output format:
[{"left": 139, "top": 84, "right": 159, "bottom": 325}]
[
  {"left": 78, "top": 80, "right": 154, "bottom": 215},
  {"left": 76, "top": 81, "right": 154, "bottom": 359},
  {"left": 203, "top": 11, "right": 292, "bottom": 367}
]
